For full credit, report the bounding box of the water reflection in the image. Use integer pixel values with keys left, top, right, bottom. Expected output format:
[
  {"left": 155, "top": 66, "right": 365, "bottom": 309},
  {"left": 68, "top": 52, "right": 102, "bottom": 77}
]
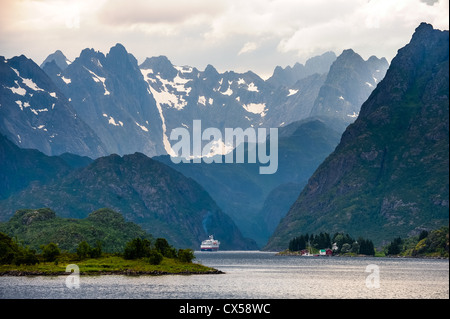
[{"left": 0, "top": 251, "right": 448, "bottom": 299}]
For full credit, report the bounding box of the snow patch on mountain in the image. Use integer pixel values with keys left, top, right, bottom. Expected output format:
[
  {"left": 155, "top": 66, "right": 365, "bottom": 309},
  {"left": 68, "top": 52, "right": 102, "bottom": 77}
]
[
  {"left": 150, "top": 85, "right": 187, "bottom": 110},
  {"left": 11, "top": 68, "right": 45, "bottom": 92},
  {"left": 15, "top": 100, "right": 24, "bottom": 111},
  {"left": 198, "top": 96, "right": 206, "bottom": 106},
  {"left": 8, "top": 82, "right": 26, "bottom": 96},
  {"left": 103, "top": 113, "right": 123, "bottom": 127},
  {"left": 203, "top": 138, "right": 234, "bottom": 157},
  {"left": 243, "top": 103, "right": 267, "bottom": 117},
  {"left": 287, "top": 89, "right": 299, "bottom": 96},
  {"left": 221, "top": 86, "right": 233, "bottom": 96},
  {"left": 147, "top": 87, "right": 175, "bottom": 156},
  {"left": 174, "top": 65, "right": 193, "bottom": 74},
  {"left": 85, "top": 68, "right": 110, "bottom": 96},
  {"left": 135, "top": 121, "right": 149, "bottom": 132},
  {"left": 247, "top": 83, "right": 259, "bottom": 92},
  {"left": 61, "top": 76, "right": 71, "bottom": 84}
]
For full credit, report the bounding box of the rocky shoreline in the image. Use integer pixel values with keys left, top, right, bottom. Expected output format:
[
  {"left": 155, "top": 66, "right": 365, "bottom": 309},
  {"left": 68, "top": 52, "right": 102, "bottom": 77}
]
[
  {"left": 0, "top": 269, "right": 224, "bottom": 277},
  {"left": 276, "top": 250, "right": 448, "bottom": 259}
]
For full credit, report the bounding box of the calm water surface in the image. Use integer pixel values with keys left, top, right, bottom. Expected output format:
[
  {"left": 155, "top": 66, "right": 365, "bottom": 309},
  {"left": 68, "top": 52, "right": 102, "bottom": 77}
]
[{"left": 0, "top": 251, "right": 448, "bottom": 299}]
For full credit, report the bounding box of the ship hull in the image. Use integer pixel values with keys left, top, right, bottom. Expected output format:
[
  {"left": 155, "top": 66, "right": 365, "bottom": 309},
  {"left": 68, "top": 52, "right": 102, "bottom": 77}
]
[{"left": 201, "top": 247, "right": 219, "bottom": 251}]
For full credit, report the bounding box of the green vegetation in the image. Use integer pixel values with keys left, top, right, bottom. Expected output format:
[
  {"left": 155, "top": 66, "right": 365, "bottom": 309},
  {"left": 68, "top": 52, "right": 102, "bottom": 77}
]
[
  {"left": 0, "top": 207, "right": 218, "bottom": 275},
  {"left": 0, "top": 208, "right": 153, "bottom": 253},
  {"left": 287, "top": 232, "right": 375, "bottom": 256},
  {"left": 384, "top": 226, "right": 449, "bottom": 258},
  {"left": 0, "top": 232, "right": 218, "bottom": 275},
  {"left": 41, "top": 242, "right": 61, "bottom": 262},
  {"left": 285, "top": 227, "right": 449, "bottom": 258},
  {"left": 265, "top": 25, "right": 449, "bottom": 251},
  {"left": 0, "top": 232, "right": 39, "bottom": 266}
]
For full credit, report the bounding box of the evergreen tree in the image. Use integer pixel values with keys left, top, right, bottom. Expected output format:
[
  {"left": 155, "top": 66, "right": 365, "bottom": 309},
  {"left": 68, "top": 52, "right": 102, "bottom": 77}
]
[
  {"left": 123, "top": 238, "right": 152, "bottom": 259},
  {"left": 155, "top": 238, "right": 177, "bottom": 258},
  {"left": 386, "top": 237, "right": 403, "bottom": 255},
  {"left": 76, "top": 241, "right": 91, "bottom": 260},
  {"left": 0, "top": 232, "right": 19, "bottom": 264},
  {"left": 41, "top": 242, "right": 60, "bottom": 262}
]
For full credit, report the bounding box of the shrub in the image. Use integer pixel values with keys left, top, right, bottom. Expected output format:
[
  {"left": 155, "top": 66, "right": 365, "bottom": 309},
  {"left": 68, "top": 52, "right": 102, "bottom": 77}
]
[
  {"left": 89, "top": 241, "right": 102, "bottom": 258},
  {"left": 0, "top": 232, "right": 19, "bottom": 264},
  {"left": 76, "top": 241, "right": 91, "bottom": 260},
  {"left": 386, "top": 237, "right": 403, "bottom": 255},
  {"left": 76, "top": 241, "right": 103, "bottom": 259},
  {"left": 14, "top": 247, "right": 39, "bottom": 266},
  {"left": 155, "top": 238, "right": 177, "bottom": 258},
  {"left": 178, "top": 249, "right": 195, "bottom": 263},
  {"left": 41, "top": 242, "right": 61, "bottom": 262},
  {"left": 147, "top": 250, "right": 163, "bottom": 265},
  {"left": 123, "top": 238, "right": 152, "bottom": 260}
]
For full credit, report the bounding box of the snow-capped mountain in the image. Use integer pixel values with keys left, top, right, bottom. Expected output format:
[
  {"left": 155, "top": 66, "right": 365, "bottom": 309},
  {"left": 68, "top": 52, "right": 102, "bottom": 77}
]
[
  {"left": 42, "top": 44, "right": 165, "bottom": 157},
  {"left": 40, "top": 50, "right": 71, "bottom": 71},
  {"left": 0, "top": 55, "right": 106, "bottom": 158},
  {"left": 3, "top": 43, "right": 388, "bottom": 160},
  {"left": 140, "top": 49, "right": 388, "bottom": 155},
  {"left": 140, "top": 55, "right": 275, "bottom": 154}
]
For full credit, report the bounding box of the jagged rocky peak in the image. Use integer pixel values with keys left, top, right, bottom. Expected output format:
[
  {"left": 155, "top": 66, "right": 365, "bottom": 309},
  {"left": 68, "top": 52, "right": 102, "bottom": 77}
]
[
  {"left": 203, "top": 64, "right": 220, "bottom": 79},
  {"left": 4, "top": 54, "right": 64, "bottom": 95},
  {"left": 331, "top": 49, "right": 369, "bottom": 72},
  {"left": 107, "top": 43, "right": 128, "bottom": 57},
  {"left": 267, "top": 51, "right": 337, "bottom": 87},
  {"left": 76, "top": 48, "right": 106, "bottom": 70},
  {"left": 303, "top": 51, "right": 337, "bottom": 74},
  {"left": 106, "top": 43, "right": 139, "bottom": 71},
  {"left": 40, "top": 50, "right": 71, "bottom": 70},
  {"left": 139, "top": 55, "right": 178, "bottom": 80},
  {"left": 308, "top": 47, "right": 389, "bottom": 125}
]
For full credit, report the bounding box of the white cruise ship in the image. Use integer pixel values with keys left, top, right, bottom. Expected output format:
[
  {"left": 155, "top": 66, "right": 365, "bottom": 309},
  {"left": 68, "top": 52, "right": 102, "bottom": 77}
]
[{"left": 200, "top": 235, "right": 220, "bottom": 251}]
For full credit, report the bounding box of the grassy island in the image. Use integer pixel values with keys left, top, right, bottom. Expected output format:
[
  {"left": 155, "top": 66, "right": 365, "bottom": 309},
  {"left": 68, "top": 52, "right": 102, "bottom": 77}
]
[
  {"left": 0, "top": 208, "right": 223, "bottom": 276},
  {"left": 0, "top": 253, "right": 222, "bottom": 276}
]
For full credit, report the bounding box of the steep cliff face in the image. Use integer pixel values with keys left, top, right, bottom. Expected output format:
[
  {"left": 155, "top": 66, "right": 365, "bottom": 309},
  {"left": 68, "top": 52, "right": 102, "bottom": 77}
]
[
  {"left": 265, "top": 23, "right": 449, "bottom": 250},
  {"left": 310, "top": 49, "right": 388, "bottom": 127},
  {"left": 0, "top": 55, "right": 106, "bottom": 158}
]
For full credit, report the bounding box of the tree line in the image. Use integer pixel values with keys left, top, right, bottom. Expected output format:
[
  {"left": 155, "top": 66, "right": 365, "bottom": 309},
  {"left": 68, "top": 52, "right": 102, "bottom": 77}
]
[
  {"left": 384, "top": 227, "right": 449, "bottom": 257},
  {"left": 288, "top": 232, "right": 375, "bottom": 256},
  {"left": 0, "top": 232, "right": 195, "bottom": 266},
  {"left": 288, "top": 226, "right": 449, "bottom": 257}
]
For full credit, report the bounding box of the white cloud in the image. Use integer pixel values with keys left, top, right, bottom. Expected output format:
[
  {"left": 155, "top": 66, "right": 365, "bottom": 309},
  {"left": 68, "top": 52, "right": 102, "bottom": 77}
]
[
  {"left": 0, "top": 0, "right": 448, "bottom": 77},
  {"left": 97, "top": 0, "right": 226, "bottom": 31},
  {"left": 238, "top": 42, "right": 259, "bottom": 55},
  {"left": 276, "top": 0, "right": 449, "bottom": 61}
]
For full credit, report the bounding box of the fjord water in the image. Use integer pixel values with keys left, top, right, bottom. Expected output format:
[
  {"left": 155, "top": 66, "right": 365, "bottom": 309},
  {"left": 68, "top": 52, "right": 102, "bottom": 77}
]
[{"left": 0, "top": 251, "right": 448, "bottom": 299}]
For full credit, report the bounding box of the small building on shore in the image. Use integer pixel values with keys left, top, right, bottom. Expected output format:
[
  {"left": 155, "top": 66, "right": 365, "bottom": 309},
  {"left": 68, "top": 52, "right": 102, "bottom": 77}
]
[{"left": 319, "top": 249, "right": 333, "bottom": 256}]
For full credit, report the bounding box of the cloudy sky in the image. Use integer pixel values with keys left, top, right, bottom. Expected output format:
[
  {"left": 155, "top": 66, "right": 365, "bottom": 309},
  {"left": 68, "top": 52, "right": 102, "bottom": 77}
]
[{"left": 1, "top": 0, "right": 448, "bottom": 78}]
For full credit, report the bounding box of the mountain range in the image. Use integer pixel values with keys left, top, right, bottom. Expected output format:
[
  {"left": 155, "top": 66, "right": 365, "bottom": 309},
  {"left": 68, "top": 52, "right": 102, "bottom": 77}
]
[
  {"left": 265, "top": 22, "right": 449, "bottom": 250},
  {"left": 2, "top": 43, "right": 388, "bottom": 159},
  {"left": 2, "top": 23, "right": 446, "bottom": 251},
  {"left": 0, "top": 55, "right": 106, "bottom": 158}
]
